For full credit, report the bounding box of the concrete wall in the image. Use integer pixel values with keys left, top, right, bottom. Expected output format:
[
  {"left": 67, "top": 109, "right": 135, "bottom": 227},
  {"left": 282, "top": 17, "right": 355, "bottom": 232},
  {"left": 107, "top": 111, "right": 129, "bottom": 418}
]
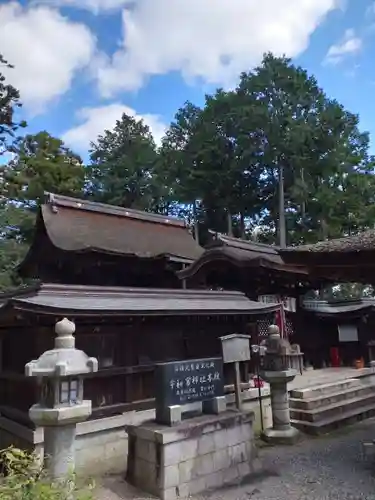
[{"left": 0, "top": 389, "right": 272, "bottom": 476}]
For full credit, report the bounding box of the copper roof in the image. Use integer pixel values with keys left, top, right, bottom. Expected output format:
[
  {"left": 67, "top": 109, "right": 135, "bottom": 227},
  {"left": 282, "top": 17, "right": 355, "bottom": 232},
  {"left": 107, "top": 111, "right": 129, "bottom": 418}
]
[
  {"left": 179, "top": 232, "right": 309, "bottom": 280},
  {"left": 0, "top": 283, "right": 280, "bottom": 316},
  {"left": 29, "top": 193, "right": 203, "bottom": 262},
  {"left": 281, "top": 230, "right": 375, "bottom": 254}
]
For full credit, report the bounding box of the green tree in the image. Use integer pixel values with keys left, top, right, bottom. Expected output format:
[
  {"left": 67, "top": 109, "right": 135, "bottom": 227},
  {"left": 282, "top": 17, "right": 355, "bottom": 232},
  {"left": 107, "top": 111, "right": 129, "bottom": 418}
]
[
  {"left": 0, "top": 54, "right": 26, "bottom": 156},
  {"left": 87, "top": 113, "right": 160, "bottom": 209},
  {"left": 0, "top": 132, "right": 85, "bottom": 289},
  {"left": 159, "top": 95, "right": 265, "bottom": 241},
  {"left": 283, "top": 99, "right": 375, "bottom": 243},
  {"left": 0, "top": 55, "right": 28, "bottom": 290},
  {"left": 1, "top": 131, "right": 85, "bottom": 208},
  {"left": 0, "top": 131, "right": 85, "bottom": 242},
  {"left": 159, "top": 54, "right": 375, "bottom": 249},
  {"left": 158, "top": 101, "right": 206, "bottom": 235},
  {"left": 0, "top": 202, "right": 32, "bottom": 290}
]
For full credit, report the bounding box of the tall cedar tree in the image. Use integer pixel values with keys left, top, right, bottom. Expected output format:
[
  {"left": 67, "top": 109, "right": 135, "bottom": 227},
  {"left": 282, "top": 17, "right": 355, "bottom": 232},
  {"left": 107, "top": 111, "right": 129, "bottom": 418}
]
[
  {"left": 88, "top": 113, "right": 160, "bottom": 209},
  {"left": 159, "top": 54, "right": 375, "bottom": 245}
]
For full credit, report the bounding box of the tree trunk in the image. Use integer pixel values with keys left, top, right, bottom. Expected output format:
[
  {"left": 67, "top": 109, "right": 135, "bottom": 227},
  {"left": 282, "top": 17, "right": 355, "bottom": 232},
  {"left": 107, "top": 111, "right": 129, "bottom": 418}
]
[
  {"left": 321, "top": 218, "right": 329, "bottom": 240},
  {"left": 278, "top": 164, "right": 286, "bottom": 248},
  {"left": 239, "top": 211, "right": 245, "bottom": 238},
  {"left": 227, "top": 210, "right": 233, "bottom": 236},
  {"left": 301, "top": 167, "right": 306, "bottom": 219},
  {"left": 193, "top": 200, "right": 200, "bottom": 245}
]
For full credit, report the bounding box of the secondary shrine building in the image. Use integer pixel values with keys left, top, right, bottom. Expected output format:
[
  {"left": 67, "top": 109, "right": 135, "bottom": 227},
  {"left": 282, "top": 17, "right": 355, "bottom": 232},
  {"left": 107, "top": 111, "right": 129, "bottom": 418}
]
[{"left": 18, "top": 192, "right": 204, "bottom": 287}]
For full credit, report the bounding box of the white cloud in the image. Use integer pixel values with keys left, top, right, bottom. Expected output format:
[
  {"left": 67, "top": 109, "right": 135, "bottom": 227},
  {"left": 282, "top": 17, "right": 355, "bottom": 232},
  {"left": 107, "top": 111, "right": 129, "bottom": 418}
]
[
  {"left": 324, "top": 28, "right": 362, "bottom": 65},
  {"left": 0, "top": 2, "right": 96, "bottom": 114},
  {"left": 62, "top": 103, "right": 167, "bottom": 153},
  {"left": 32, "top": 0, "right": 133, "bottom": 14},
  {"left": 92, "top": 0, "right": 342, "bottom": 97}
]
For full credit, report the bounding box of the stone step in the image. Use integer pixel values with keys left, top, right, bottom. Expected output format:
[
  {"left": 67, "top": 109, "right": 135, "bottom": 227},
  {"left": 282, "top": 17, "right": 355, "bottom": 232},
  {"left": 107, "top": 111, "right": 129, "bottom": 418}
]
[
  {"left": 289, "top": 384, "right": 375, "bottom": 410},
  {"left": 291, "top": 402, "right": 375, "bottom": 435},
  {"left": 290, "top": 392, "right": 375, "bottom": 423},
  {"left": 290, "top": 378, "right": 362, "bottom": 400}
]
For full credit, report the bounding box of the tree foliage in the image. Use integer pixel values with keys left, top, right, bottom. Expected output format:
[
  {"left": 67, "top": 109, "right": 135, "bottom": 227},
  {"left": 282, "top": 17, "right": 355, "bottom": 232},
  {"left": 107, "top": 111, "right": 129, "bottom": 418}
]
[
  {"left": 0, "top": 54, "right": 26, "bottom": 156},
  {"left": 1, "top": 131, "right": 85, "bottom": 209},
  {"left": 87, "top": 113, "right": 160, "bottom": 210},
  {"left": 0, "top": 446, "right": 94, "bottom": 499},
  {"left": 158, "top": 54, "right": 375, "bottom": 246},
  {"left": 0, "top": 131, "right": 85, "bottom": 289}
]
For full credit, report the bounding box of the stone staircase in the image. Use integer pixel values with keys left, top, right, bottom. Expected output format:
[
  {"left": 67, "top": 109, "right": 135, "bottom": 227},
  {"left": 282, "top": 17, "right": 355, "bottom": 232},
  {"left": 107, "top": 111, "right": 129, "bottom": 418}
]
[{"left": 290, "top": 378, "right": 375, "bottom": 435}]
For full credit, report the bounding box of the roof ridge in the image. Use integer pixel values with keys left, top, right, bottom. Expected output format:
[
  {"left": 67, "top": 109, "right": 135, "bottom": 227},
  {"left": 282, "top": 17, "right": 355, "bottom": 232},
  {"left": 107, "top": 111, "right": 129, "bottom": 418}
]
[
  {"left": 282, "top": 229, "right": 375, "bottom": 253},
  {"left": 37, "top": 283, "right": 245, "bottom": 297},
  {"left": 208, "top": 231, "right": 280, "bottom": 254},
  {"left": 44, "top": 192, "right": 186, "bottom": 228}
]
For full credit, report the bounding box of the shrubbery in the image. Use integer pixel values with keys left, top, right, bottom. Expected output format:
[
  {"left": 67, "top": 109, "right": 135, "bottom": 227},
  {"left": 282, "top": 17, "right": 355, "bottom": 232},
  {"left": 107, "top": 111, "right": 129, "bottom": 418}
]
[{"left": 0, "top": 446, "right": 94, "bottom": 499}]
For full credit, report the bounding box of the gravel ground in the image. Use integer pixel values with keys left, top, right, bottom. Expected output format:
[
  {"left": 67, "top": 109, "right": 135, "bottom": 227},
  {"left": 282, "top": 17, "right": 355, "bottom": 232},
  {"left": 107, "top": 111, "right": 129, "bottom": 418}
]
[{"left": 97, "top": 419, "right": 375, "bottom": 500}]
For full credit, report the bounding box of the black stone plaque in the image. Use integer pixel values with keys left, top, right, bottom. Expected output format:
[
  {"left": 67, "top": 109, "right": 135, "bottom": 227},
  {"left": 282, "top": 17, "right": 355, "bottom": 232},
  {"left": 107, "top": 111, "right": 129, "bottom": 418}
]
[{"left": 155, "top": 357, "right": 224, "bottom": 408}]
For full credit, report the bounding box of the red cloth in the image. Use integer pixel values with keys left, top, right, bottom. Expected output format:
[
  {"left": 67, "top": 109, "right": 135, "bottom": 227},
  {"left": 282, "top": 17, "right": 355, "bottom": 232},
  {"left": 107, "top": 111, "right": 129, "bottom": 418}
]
[
  {"left": 275, "top": 306, "right": 285, "bottom": 337},
  {"left": 330, "top": 347, "right": 340, "bottom": 368},
  {"left": 252, "top": 376, "right": 264, "bottom": 388}
]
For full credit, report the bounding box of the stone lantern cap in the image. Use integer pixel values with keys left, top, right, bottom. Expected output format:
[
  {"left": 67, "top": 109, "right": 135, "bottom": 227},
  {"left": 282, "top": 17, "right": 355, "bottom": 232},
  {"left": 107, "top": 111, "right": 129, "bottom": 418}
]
[
  {"left": 263, "top": 324, "right": 290, "bottom": 354},
  {"left": 25, "top": 318, "right": 98, "bottom": 378}
]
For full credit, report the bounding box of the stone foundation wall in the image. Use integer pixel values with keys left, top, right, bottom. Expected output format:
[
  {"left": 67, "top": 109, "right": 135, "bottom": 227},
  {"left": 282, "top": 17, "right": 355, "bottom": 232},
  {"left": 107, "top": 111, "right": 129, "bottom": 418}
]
[
  {"left": 127, "top": 410, "right": 257, "bottom": 500},
  {"left": 0, "top": 388, "right": 271, "bottom": 476}
]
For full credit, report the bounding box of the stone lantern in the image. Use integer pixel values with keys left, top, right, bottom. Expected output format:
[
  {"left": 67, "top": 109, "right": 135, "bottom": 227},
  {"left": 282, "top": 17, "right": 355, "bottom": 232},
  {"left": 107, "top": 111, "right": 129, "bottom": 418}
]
[
  {"left": 25, "top": 318, "right": 98, "bottom": 479},
  {"left": 260, "top": 324, "right": 299, "bottom": 444}
]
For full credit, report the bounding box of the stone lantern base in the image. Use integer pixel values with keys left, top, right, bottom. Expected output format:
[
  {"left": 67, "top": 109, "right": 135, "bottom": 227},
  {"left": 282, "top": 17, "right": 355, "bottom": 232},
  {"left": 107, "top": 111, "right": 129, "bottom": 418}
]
[
  {"left": 29, "top": 401, "right": 93, "bottom": 479},
  {"left": 261, "top": 425, "right": 299, "bottom": 445},
  {"left": 260, "top": 369, "right": 300, "bottom": 445}
]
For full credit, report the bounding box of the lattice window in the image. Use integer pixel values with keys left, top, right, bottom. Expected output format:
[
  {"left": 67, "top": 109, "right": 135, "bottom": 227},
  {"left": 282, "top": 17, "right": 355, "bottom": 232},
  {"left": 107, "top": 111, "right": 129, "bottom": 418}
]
[
  {"left": 285, "top": 317, "right": 294, "bottom": 340},
  {"left": 257, "top": 318, "right": 272, "bottom": 338},
  {"left": 257, "top": 316, "right": 294, "bottom": 340}
]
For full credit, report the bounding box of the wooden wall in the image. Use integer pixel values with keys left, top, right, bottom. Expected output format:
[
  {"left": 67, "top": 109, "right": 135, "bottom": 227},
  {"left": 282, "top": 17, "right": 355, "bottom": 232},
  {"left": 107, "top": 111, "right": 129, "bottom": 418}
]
[
  {"left": 292, "top": 310, "right": 372, "bottom": 368},
  {"left": 0, "top": 313, "right": 264, "bottom": 425}
]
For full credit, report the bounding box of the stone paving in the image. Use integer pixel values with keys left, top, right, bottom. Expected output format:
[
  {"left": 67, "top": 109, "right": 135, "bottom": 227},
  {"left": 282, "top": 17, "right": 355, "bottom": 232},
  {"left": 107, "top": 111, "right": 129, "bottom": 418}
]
[{"left": 96, "top": 418, "right": 375, "bottom": 499}]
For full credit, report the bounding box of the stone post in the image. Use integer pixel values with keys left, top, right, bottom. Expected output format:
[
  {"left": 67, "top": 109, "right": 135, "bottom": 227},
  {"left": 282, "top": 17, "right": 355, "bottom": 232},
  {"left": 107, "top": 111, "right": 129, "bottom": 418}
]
[
  {"left": 25, "top": 318, "right": 98, "bottom": 480},
  {"left": 260, "top": 325, "right": 299, "bottom": 444}
]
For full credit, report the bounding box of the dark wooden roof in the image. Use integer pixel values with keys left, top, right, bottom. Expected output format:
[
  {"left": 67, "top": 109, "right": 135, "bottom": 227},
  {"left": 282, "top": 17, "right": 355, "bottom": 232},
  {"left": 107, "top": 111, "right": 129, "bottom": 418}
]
[
  {"left": 177, "top": 232, "right": 323, "bottom": 297},
  {"left": 0, "top": 283, "right": 280, "bottom": 316},
  {"left": 22, "top": 193, "right": 203, "bottom": 264},
  {"left": 179, "top": 232, "right": 310, "bottom": 279},
  {"left": 280, "top": 232, "right": 375, "bottom": 284},
  {"left": 18, "top": 193, "right": 203, "bottom": 277},
  {"left": 282, "top": 231, "right": 375, "bottom": 255}
]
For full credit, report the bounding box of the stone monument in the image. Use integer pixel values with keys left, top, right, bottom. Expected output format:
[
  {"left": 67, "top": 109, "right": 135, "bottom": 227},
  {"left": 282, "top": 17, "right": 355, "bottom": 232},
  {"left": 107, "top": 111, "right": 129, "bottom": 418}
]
[
  {"left": 126, "top": 356, "right": 258, "bottom": 500},
  {"left": 154, "top": 357, "right": 227, "bottom": 425},
  {"left": 260, "top": 325, "right": 299, "bottom": 444},
  {"left": 25, "top": 318, "right": 98, "bottom": 480}
]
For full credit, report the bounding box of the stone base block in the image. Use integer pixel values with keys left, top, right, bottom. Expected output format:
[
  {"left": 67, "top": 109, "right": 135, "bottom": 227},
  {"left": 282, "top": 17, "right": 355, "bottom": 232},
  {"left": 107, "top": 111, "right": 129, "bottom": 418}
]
[
  {"left": 126, "top": 410, "right": 258, "bottom": 500},
  {"left": 261, "top": 426, "right": 300, "bottom": 445}
]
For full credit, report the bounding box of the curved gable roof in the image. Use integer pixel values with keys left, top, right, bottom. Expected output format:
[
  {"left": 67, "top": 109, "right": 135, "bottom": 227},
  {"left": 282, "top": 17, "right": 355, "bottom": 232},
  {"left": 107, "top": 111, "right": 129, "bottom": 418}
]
[
  {"left": 26, "top": 193, "right": 204, "bottom": 262},
  {"left": 179, "top": 232, "right": 309, "bottom": 280}
]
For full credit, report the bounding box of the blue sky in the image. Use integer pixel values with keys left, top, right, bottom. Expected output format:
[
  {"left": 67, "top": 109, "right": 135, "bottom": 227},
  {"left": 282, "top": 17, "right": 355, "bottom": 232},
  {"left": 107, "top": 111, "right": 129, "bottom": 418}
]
[{"left": 1, "top": 0, "right": 375, "bottom": 159}]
